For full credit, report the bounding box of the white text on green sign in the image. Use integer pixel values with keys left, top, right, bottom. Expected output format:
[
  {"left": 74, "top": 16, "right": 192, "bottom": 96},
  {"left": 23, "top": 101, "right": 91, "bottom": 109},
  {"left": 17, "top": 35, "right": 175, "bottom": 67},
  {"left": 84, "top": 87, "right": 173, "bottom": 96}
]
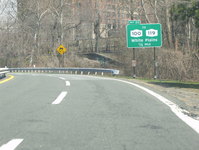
[{"left": 126, "top": 21, "right": 162, "bottom": 48}]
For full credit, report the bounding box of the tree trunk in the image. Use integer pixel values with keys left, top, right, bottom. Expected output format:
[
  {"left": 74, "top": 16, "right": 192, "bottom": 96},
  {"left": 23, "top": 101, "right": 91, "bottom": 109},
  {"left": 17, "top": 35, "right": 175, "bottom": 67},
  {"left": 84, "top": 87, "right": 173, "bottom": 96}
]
[
  {"left": 165, "top": 0, "right": 173, "bottom": 48},
  {"left": 187, "top": 20, "right": 191, "bottom": 53},
  {"left": 141, "top": 0, "right": 150, "bottom": 23},
  {"left": 95, "top": 35, "right": 99, "bottom": 53},
  {"left": 196, "top": 29, "right": 199, "bottom": 49},
  {"left": 94, "top": 13, "right": 101, "bottom": 53},
  {"left": 154, "top": 0, "right": 160, "bottom": 23}
]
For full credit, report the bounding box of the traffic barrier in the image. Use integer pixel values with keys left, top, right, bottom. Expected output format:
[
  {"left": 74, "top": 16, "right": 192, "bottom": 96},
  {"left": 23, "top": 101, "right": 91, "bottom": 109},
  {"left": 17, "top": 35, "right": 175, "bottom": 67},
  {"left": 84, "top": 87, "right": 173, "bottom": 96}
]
[
  {"left": 0, "top": 68, "right": 9, "bottom": 79},
  {"left": 9, "top": 68, "right": 120, "bottom": 76}
]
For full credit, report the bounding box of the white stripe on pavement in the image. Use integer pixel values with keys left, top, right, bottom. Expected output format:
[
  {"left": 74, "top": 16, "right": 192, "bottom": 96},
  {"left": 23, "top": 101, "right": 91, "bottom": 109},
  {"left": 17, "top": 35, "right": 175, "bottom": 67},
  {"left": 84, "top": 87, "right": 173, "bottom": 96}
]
[
  {"left": 65, "top": 81, "right": 71, "bottom": 87},
  {"left": 111, "top": 78, "right": 199, "bottom": 134},
  {"left": 83, "top": 75, "right": 199, "bottom": 134},
  {"left": 0, "top": 139, "right": 23, "bottom": 150},
  {"left": 59, "top": 77, "right": 65, "bottom": 80},
  {"left": 52, "top": 92, "right": 67, "bottom": 105}
]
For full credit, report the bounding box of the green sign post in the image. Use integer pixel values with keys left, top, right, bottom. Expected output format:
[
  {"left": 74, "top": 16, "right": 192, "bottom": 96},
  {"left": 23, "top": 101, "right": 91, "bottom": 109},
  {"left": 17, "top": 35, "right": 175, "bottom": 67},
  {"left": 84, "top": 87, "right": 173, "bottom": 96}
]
[
  {"left": 126, "top": 21, "right": 162, "bottom": 48},
  {"left": 126, "top": 20, "right": 163, "bottom": 79}
]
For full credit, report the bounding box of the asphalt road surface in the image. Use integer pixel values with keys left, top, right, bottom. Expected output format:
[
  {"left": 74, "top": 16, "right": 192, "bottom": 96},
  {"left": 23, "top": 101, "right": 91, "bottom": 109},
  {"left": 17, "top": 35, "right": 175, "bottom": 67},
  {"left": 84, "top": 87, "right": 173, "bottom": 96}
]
[{"left": 0, "top": 74, "right": 199, "bottom": 150}]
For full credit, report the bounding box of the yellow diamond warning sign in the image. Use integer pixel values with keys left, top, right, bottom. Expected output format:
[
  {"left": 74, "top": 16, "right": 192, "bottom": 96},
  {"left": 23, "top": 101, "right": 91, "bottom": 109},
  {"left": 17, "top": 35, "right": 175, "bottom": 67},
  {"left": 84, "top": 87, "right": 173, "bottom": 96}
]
[{"left": 56, "top": 45, "right": 67, "bottom": 55}]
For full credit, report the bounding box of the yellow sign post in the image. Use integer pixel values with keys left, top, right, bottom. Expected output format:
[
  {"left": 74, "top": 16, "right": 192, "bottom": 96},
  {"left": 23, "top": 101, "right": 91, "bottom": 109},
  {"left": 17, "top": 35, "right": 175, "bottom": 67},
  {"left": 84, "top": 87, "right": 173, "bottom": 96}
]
[{"left": 56, "top": 45, "right": 67, "bottom": 55}]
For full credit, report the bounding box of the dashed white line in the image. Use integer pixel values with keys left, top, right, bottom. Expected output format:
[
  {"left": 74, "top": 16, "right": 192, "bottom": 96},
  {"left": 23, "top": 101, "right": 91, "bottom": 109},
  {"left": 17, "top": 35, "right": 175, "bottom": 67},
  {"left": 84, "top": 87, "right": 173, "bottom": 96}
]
[
  {"left": 52, "top": 91, "right": 67, "bottom": 105},
  {"left": 65, "top": 81, "right": 71, "bottom": 87},
  {"left": 59, "top": 77, "right": 65, "bottom": 80},
  {"left": 0, "top": 139, "right": 23, "bottom": 150}
]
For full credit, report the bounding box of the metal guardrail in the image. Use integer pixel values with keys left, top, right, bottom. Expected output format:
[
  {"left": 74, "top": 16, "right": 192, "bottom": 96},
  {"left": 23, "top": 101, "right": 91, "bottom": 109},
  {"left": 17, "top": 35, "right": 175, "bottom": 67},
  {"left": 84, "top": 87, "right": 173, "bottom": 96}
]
[
  {"left": 0, "top": 68, "right": 9, "bottom": 79},
  {"left": 9, "top": 68, "right": 120, "bottom": 76}
]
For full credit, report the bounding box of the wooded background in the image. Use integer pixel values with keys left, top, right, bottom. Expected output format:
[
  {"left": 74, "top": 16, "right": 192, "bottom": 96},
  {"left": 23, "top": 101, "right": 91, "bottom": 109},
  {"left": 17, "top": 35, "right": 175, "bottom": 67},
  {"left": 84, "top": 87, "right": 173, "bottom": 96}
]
[{"left": 0, "top": 0, "right": 198, "bottom": 81}]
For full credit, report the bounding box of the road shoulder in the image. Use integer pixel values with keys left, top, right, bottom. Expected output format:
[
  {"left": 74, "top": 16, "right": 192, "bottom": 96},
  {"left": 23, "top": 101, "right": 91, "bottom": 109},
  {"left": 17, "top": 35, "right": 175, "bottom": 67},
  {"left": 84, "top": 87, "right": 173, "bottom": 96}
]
[{"left": 122, "top": 78, "right": 199, "bottom": 120}]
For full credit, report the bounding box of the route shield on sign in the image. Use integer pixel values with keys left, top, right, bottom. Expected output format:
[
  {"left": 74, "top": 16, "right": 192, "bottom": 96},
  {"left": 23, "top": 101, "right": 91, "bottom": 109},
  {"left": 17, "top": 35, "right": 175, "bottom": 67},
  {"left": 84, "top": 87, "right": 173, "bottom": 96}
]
[{"left": 126, "top": 21, "right": 162, "bottom": 48}]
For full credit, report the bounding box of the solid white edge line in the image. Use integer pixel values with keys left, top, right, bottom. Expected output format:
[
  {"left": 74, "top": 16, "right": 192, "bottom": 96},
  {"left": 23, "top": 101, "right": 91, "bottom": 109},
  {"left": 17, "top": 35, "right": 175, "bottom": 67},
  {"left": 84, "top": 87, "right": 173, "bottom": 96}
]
[
  {"left": 0, "top": 139, "right": 23, "bottom": 150},
  {"left": 65, "top": 81, "right": 71, "bottom": 86},
  {"left": 52, "top": 91, "right": 67, "bottom": 105},
  {"left": 81, "top": 75, "right": 199, "bottom": 134},
  {"left": 110, "top": 78, "right": 199, "bottom": 134},
  {"left": 40, "top": 74, "right": 199, "bottom": 134}
]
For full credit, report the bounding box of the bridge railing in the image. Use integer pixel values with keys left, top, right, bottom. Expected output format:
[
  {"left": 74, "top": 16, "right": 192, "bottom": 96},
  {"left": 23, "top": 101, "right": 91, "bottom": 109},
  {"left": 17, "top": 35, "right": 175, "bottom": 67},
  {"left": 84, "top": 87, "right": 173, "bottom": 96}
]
[
  {"left": 0, "top": 68, "right": 9, "bottom": 79},
  {"left": 9, "top": 68, "right": 120, "bottom": 76}
]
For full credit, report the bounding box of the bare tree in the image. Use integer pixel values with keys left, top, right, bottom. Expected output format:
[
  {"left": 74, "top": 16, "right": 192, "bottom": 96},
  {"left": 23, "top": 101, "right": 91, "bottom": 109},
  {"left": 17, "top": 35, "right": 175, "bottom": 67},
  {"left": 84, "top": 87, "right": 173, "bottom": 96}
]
[{"left": 0, "top": 0, "right": 18, "bottom": 67}]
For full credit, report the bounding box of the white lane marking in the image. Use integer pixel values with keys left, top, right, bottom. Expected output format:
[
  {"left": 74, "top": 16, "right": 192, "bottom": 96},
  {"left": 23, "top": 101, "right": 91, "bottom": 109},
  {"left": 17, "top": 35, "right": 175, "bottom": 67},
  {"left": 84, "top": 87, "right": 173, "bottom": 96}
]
[
  {"left": 65, "top": 81, "right": 71, "bottom": 87},
  {"left": 59, "top": 77, "right": 65, "bottom": 80},
  {"left": 111, "top": 78, "right": 199, "bottom": 134},
  {"left": 0, "top": 139, "right": 23, "bottom": 150},
  {"left": 52, "top": 92, "right": 67, "bottom": 105}
]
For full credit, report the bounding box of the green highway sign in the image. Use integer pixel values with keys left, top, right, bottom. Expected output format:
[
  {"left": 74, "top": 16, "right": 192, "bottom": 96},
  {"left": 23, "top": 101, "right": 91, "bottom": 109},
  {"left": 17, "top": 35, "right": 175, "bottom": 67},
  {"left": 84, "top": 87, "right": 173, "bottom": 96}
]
[{"left": 126, "top": 21, "right": 162, "bottom": 48}]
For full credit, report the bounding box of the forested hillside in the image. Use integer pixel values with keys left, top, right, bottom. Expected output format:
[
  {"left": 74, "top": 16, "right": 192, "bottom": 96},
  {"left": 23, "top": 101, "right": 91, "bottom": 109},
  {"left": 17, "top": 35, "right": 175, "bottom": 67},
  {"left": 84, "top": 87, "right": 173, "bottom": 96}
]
[{"left": 0, "top": 0, "right": 198, "bottom": 81}]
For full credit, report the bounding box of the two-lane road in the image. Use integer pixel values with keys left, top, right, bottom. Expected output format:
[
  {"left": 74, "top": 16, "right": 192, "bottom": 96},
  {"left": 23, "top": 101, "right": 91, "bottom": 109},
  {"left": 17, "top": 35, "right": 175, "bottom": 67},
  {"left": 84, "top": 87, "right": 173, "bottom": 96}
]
[{"left": 0, "top": 74, "right": 199, "bottom": 150}]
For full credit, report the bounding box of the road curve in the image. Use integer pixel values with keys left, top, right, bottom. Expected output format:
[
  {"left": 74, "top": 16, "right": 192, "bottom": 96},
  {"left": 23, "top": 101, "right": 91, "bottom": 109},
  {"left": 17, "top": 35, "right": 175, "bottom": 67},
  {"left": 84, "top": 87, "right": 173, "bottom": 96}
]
[{"left": 0, "top": 73, "right": 199, "bottom": 150}]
